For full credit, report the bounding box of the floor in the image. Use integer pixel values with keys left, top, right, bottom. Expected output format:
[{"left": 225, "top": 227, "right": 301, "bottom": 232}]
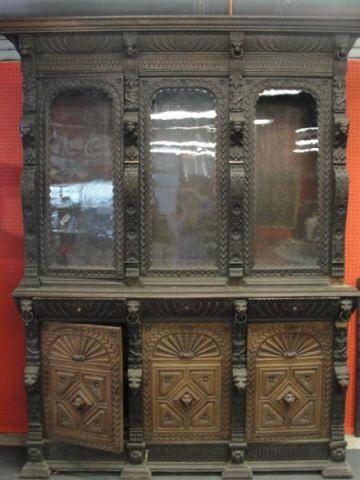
[{"left": 1, "top": 446, "right": 360, "bottom": 480}]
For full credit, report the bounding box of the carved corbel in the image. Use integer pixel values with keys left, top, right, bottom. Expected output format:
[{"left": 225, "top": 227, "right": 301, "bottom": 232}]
[
  {"left": 335, "top": 34, "right": 351, "bottom": 61},
  {"left": 230, "top": 32, "right": 245, "bottom": 58},
  {"left": 124, "top": 33, "right": 138, "bottom": 57},
  {"left": 18, "top": 34, "right": 34, "bottom": 58},
  {"left": 333, "top": 299, "right": 353, "bottom": 389},
  {"left": 333, "top": 112, "right": 349, "bottom": 164}
]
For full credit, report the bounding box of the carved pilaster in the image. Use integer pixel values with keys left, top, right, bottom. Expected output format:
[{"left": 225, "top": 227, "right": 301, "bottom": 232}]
[
  {"left": 20, "top": 37, "right": 38, "bottom": 279},
  {"left": 229, "top": 62, "right": 245, "bottom": 277},
  {"left": 18, "top": 299, "right": 50, "bottom": 479},
  {"left": 331, "top": 35, "right": 351, "bottom": 278},
  {"left": 223, "top": 300, "right": 252, "bottom": 480},
  {"left": 324, "top": 299, "right": 354, "bottom": 478},
  {"left": 124, "top": 112, "right": 140, "bottom": 278}
]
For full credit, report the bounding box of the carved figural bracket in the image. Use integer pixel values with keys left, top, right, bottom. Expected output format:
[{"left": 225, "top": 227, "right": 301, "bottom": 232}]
[{"left": 334, "top": 299, "right": 353, "bottom": 389}]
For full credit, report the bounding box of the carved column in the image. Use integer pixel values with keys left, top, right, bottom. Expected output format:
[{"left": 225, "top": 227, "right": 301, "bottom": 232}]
[
  {"left": 18, "top": 35, "right": 39, "bottom": 282},
  {"left": 229, "top": 32, "right": 245, "bottom": 278},
  {"left": 323, "top": 298, "right": 353, "bottom": 478},
  {"left": 18, "top": 299, "right": 50, "bottom": 479},
  {"left": 331, "top": 35, "right": 351, "bottom": 277},
  {"left": 121, "top": 300, "right": 151, "bottom": 480},
  {"left": 124, "top": 32, "right": 140, "bottom": 279},
  {"left": 223, "top": 300, "right": 252, "bottom": 480}
]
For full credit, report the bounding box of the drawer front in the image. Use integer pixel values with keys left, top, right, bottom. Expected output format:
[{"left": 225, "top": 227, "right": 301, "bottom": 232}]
[
  {"left": 246, "top": 321, "right": 332, "bottom": 442},
  {"left": 42, "top": 322, "right": 123, "bottom": 452}
]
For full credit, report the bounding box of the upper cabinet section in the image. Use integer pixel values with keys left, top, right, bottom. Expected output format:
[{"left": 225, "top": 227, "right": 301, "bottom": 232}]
[{"left": 13, "top": 26, "right": 356, "bottom": 284}]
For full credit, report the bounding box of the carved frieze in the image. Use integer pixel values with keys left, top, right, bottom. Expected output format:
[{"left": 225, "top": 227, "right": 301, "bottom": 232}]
[
  {"left": 143, "top": 323, "right": 231, "bottom": 442},
  {"left": 247, "top": 322, "right": 332, "bottom": 442},
  {"left": 139, "top": 34, "right": 228, "bottom": 52},
  {"left": 34, "top": 300, "right": 125, "bottom": 318},
  {"left": 248, "top": 299, "right": 339, "bottom": 319},
  {"left": 143, "top": 299, "right": 233, "bottom": 317},
  {"left": 245, "top": 35, "right": 333, "bottom": 53},
  {"left": 35, "top": 34, "right": 123, "bottom": 53}
]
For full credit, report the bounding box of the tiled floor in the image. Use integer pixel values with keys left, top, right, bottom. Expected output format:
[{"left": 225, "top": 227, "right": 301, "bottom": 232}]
[{"left": 1, "top": 446, "right": 359, "bottom": 480}]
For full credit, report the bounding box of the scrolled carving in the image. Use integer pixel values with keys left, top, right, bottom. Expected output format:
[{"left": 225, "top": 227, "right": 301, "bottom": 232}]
[
  {"left": 248, "top": 299, "right": 339, "bottom": 319},
  {"left": 18, "top": 35, "right": 33, "bottom": 57},
  {"left": 144, "top": 299, "right": 232, "bottom": 317},
  {"left": 245, "top": 35, "right": 331, "bottom": 54},
  {"left": 230, "top": 32, "right": 244, "bottom": 58},
  {"left": 34, "top": 300, "right": 124, "bottom": 318},
  {"left": 333, "top": 299, "right": 353, "bottom": 389},
  {"left": 139, "top": 34, "right": 228, "bottom": 53},
  {"left": 333, "top": 113, "right": 349, "bottom": 164}
]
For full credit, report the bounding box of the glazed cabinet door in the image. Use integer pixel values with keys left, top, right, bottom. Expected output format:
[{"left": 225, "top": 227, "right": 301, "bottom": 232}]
[
  {"left": 42, "top": 322, "right": 123, "bottom": 452},
  {"left": 246, "top": 322, "right": 332, "bottom": 442},
  {"left": 140, "top": 78, "right": 228, "bottom": 277}
]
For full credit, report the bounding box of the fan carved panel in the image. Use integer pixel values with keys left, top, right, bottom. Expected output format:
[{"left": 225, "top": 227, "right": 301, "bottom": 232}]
[
  {"left": 247, "top": 322, "right": 332, "bottom": 442},
  {"left": 143, "top": 323, "right": 231, "bottom": 442},
  {"left": 42, "top": 322, "right": 123, "bottom": 452}
]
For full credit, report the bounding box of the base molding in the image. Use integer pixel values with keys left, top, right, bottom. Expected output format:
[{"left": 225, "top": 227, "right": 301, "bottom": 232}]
[
  {"left": 19, "top": 461, "right": 51, "bottom": 479},
  {"left": 222, "top": 463, "right": 253, "bottom": 479},
  {"left": 120, "top": 464, "right": 152, "bottom": 480},
  {"left": 322, "top": 461, "right": 353, "bottom": 478}
]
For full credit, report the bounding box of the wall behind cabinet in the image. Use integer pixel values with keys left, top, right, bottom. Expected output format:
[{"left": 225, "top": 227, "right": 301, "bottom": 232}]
[{"left": 0, "top": 60, "right": 360, "bottom": 434}]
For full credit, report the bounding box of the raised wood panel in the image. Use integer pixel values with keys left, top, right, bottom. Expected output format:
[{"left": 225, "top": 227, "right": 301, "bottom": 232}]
[
  {"left": 42, "top": 322, "right": 123, "bottom": 452},
  {"left": 143, "top": 323, "right": 231, "bottom": 442},
  {"left": 246, "top": 321, "right": 332, "bottom": 442}
]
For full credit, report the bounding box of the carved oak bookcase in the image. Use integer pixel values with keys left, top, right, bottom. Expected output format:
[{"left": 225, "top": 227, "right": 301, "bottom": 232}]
[{"left": 2, "top": 13, "right": 360, "bottom": 480}]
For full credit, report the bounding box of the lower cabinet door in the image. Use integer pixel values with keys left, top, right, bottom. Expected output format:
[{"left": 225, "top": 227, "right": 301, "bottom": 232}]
[
  {"left": 42, "top": 322, "right": 123, "bottom": 452},
  {"left": 143, "top": 322, "right": 231, "bottom": 443},
  {"left": 246, "top": 321, "right": 332, "bottom": 443}
]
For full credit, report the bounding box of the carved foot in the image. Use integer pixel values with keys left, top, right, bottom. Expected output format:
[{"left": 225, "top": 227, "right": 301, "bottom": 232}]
[
  {"left": 222, "top": 463, "right": 252, "bottom": 480},
  {"left": 19, "top": 461, "right": 51, "bottom": 479},
  {"left": 120, "top": 464, "right": 152, "bottom": 480},
  {"left": 322, "top": 462, "right": 353, "bottom": 478}
]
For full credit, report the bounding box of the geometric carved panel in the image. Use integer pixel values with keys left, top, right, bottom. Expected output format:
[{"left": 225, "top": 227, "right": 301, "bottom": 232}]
[
  {"left": 247, "top": 322, "right": 332, "bottom": 442},
  {"left": 42, "top": 322, "right": 123, "bottom": 452},
  {"left": 143, "top": 323, "right": 231, "bottom": 442}
]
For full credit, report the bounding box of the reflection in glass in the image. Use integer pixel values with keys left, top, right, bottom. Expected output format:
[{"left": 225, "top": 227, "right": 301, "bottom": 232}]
[
  {"left": 49, "top": 90, "right": 114, "bottom": 267},
  {"left": 149, "top": 88, "right": 217, "bottom": 269},
  {"left": 254, "top": 89, "right": 318, "bottom": 269}
]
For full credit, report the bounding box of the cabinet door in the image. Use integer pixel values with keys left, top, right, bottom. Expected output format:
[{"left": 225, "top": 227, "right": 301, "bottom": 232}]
[
  {"left": 246, "top": 322, "right": 332, "bottom": 442},
  {"left": 42, "top": 322, "right": 123, "bottom": 452},
  {"left": 143, "top": 323, "right": 231, "bottom": 442}
]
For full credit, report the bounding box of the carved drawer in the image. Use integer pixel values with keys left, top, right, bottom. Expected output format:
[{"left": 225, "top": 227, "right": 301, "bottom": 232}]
[
  {"left": 246, "top": 321, "right": 332, "bottom": 442},
  {"left": 143, "top": 323, "right": 231, "bottom": 442},
  {"left": 42, "top": 322, "right": 123, "bottom": 452}
]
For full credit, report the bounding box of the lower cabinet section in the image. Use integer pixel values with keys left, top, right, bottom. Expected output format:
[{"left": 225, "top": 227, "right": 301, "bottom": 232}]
[
  {"left": 143, "top": 322, "right": 231, "bottom": 442},
  {"left": 41, "top": 322, "right": 123, "bottom": 452},
  {"left": 246, "top": 321, "right": 332, "bottom": 442},
  {"left": 35, "top": 311, "right": 343, "bottom": 477}
]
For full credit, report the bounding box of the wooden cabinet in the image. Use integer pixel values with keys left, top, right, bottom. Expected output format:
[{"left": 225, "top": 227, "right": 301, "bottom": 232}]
[
  {"left": 42, "top": 323, "right": 123, "bottom": 452},
  {"left": 3, "top": 8, "right": 359, "bottom": 480}
]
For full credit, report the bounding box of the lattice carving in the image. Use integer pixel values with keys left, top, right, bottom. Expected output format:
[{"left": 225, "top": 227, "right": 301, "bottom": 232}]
[{"left": 143, "top": 323, "right": 231, "bottom": 442}]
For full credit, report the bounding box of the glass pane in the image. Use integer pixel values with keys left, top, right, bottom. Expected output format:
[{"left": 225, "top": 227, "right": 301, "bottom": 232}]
[
  {"left": 49, "top": 89, "right": 114, "bottom": 267},
  {"left": 149, "top": 88, "right": 217, "bottom": 269},
  {"left": 254, "top": 89, "right": 318, "bottom": 269}
]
